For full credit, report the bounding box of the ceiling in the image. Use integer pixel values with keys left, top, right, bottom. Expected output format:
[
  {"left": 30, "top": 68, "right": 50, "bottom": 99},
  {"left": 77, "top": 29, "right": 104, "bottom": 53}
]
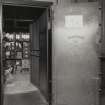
[
  {"left": 3, "top": 5, "right": 45, "bottom": 20},
  {"left": 3, "top": 5, "right": 45, "bottom": 32}
]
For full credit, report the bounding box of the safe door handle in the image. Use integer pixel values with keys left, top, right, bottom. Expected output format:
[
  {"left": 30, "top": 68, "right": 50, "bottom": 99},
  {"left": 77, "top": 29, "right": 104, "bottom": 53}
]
[{"left": 31, "top": 50, "right": 40, "bottom": 57}]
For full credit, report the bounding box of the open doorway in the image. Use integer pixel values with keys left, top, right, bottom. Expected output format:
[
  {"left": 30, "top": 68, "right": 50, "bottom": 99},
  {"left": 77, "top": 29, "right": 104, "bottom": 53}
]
[{"left": 2, "top": 4, "right": 52, "bottom": 105}]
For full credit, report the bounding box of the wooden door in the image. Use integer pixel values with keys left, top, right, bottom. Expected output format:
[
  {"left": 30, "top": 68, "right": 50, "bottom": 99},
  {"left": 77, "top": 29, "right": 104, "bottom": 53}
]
[{"left": 53, "top": 2, "right": 100, "bottom": 105}]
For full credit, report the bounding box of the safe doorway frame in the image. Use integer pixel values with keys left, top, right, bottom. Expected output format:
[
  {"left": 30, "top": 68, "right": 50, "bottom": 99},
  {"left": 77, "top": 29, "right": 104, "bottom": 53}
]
[{"left": 0, "top": 1, "right": 53, "bottom": 105}]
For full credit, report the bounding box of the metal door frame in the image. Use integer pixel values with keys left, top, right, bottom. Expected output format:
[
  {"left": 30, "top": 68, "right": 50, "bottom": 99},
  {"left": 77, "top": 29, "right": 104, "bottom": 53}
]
[{"left": 0, "top": 1, "right": 53, "bottom": 105}]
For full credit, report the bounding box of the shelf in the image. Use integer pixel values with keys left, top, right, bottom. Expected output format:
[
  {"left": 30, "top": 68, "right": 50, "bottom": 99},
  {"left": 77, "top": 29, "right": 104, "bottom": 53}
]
[
  {"left": 5, "top": 58, "right": 22, "bottom": 60},
  {"left": 5, "top": 49, "right": 23, "bottom": 51},
  {"left": 5, "top": 40, "right": 30, "bottom": 42}
]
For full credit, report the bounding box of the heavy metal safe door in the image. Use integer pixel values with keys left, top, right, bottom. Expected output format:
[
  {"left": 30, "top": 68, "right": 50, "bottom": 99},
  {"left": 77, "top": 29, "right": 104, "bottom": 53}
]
[
  {"left": 53, "top": 2, "right": 101, "bottom": 105},
  {"left": 30, "top": 22, "right": 40, "bottom": 88},
  {"left": 30, "top": 9, "right": 51, "bottom": 102}
]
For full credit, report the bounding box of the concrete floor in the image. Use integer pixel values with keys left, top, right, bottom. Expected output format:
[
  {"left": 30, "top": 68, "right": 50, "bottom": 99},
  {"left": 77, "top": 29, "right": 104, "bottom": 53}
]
[
  {"left": 4, "top": 90, "right": 48, "bottom": 105},
  {"left": 3, "top": 72, "right": 48, "bottom": 105},
  {"left": 4, "top": 72, "right": 38, "bottom": 94}
]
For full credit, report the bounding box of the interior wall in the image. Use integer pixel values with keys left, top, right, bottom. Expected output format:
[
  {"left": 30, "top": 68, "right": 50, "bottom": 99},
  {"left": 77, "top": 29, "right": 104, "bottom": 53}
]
[{"left": 52, "top": 2, "right": 100, "bottom": 105}]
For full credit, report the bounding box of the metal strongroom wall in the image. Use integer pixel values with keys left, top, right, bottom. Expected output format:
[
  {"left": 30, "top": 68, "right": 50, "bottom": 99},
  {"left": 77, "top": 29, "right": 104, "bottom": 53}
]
[{"left": 52, "top": 1, "right": 100, "bottom": 105}]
